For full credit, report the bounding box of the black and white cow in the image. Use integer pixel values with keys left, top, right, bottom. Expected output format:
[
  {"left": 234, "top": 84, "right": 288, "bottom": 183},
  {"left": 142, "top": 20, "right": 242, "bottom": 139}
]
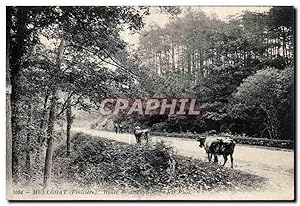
[{"left": 197, "top": 136, "right": 236, "bottom": 168}]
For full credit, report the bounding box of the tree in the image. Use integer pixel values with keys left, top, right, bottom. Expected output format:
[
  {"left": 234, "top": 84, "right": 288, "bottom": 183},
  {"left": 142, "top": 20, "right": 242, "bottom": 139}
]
[
  {"left": 231, "top": 68, "right": 294, "bottom": 139},
  {"left": 7, "top": 6, "right": 148, "bottom": 184},
  {"left": 7, "top": 6, "right": 60, "bottom": 181},
  {"left": 43, "top": 39, "right": 64, "bottom": 188},
  {"left": 134, "top": 7, "right": 294, "bottom": 135}
]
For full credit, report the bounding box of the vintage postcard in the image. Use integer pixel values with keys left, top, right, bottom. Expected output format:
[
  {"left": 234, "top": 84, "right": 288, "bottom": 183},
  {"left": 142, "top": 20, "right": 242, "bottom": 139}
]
[{"left": 6, "top": 6, "right": 295, "bottom": 201}]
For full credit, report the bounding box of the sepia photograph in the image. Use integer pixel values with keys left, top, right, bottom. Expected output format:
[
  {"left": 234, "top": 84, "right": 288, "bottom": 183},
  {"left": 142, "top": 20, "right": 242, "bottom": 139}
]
[{"left": 6, "top": 5, "right": 295, "bottom": 201}]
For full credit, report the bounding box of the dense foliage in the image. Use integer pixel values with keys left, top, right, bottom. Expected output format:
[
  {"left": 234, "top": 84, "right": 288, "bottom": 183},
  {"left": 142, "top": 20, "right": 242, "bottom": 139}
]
[
  {"left": 7, "top": 6, "right": 147, "bottom": 185},
  {"left": 129, "top": 7, "right": 294, "bottom": 140}
]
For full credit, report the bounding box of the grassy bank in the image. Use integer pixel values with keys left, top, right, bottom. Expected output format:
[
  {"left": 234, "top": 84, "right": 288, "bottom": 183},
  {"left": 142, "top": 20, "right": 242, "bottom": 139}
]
[{"left": 52, "top": 132, "right": 266, "bottom": 193}]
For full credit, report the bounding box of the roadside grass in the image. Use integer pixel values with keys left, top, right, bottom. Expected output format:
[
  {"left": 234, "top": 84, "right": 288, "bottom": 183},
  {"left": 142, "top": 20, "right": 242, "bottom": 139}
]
[{"left": 52, "top": 132, "right": 266, "bottom": 193}]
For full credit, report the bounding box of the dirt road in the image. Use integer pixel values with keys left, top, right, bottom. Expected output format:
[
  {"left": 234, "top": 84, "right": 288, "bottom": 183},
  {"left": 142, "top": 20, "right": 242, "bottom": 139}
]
[{"left": 72, "top": 127, "right": 295, "bottom": 200}]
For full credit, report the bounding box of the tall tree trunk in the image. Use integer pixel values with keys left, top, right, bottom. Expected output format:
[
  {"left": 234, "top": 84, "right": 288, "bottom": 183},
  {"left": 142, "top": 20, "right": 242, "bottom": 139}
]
[
  {"left": 43, "top": 90, "right": 58, "bottom": 188},
  {"left": 66, "top": 97, "right": 72, "bottom": 156},
  {"left": 199, "top": 50, "right": 204, "bottom": 80},
  {"left": 159, "top": 52, "right": 162, "bottom": 75},
  {"left": 9, "top": 7, "right": 29, "bottom": 182},
  {"left": 155, "top": 52, "right": 158, "bottom": 74},
  {"left": 192, "top": 52, "right": 196, "bottom": 82},
  {"left": 38, "top": 92, "right": 49, "bottom": 145},
  {"left": 40, "top": 92, "right": 49, "bottom": 130},
  {"left": 187, "top": 51, "right": 191, "bottom": 87},
  {"left": 177, "top": 46, "right": 181, "bottom": 74},
  {"left": 25, "top": 104, "right": 32, "bottom": 184},
  {"left": 43, "top": 39, "right": 64, "bottom": 188},
  {"left": 171, "top": 42, "right": 175, "bottom": 70}
]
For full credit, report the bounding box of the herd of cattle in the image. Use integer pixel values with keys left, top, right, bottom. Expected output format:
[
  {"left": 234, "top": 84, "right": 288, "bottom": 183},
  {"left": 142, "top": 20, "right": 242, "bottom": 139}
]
[{"left": 129, "top": 126, "right": 236, "bottom": 168}]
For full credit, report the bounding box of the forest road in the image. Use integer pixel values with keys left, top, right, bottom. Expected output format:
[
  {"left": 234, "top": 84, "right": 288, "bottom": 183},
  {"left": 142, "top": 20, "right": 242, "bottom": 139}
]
[{"left": 72, "top": 127, "right": 295, "bottom": 200}]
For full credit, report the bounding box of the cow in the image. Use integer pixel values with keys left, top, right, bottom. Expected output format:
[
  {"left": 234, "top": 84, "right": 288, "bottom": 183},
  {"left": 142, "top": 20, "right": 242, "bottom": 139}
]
[
  {"left": 197, "top": 136, "right": 236, "bottom": 168},
  {"left": 133, "top": 126, "right": 150, "bottom": 144}
]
